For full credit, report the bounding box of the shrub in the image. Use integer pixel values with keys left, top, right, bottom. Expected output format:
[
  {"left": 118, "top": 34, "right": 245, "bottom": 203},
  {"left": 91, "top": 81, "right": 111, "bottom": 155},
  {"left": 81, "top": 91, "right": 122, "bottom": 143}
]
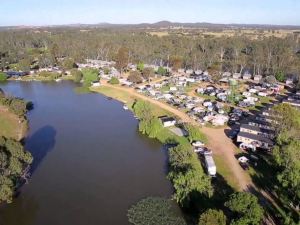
[
  {"left": 70, "top": 69, "right": 83, "bottom": 83},
  {"left": 82, "top": 68, "right": 99, "bottom": 86},
  {"left": 198, "top": 209, "right": 227, "bottom": 225},
  {"left": 185, "top": 124, "right": 208, "bottom": 143},
  {"left": 157, "top": 66, "right": 167, "bottom": 76},
  {"left": 128, "top": 71, "right": 143, "bottom": 83},
  {"left": 0, "top": 72, "right": 8, "bottom": 82},
  {"left": 225, "top": 192, "right": 264, "bottom": 225},
  {"left": 109, "top": 77, "right": 119, "bottom": 85},
  {"left": 128, "top": 197, "right": 186, "bottom": 225}
]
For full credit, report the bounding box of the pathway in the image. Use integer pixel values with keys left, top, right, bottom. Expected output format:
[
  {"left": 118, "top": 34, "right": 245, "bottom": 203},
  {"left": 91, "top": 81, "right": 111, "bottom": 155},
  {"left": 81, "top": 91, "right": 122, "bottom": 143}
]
[{"left": 101, "top": 81, "right": 252, "bottom": 191}]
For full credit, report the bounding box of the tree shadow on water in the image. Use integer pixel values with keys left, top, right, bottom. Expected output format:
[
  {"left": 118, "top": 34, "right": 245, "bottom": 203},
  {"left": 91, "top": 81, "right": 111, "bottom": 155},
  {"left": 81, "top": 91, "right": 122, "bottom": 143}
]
[{"left": 25, "top": 125, "right": 56, "bottom": 175}]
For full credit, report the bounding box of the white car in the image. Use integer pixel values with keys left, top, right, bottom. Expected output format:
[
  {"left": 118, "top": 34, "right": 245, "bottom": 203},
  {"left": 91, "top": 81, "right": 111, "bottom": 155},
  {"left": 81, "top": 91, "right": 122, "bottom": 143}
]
[
  {"left": 238, "top": 156, "right": 249, "bottom": 164},
  {"left": 192, "top": 141, "right": 205, "bottom": 147}
]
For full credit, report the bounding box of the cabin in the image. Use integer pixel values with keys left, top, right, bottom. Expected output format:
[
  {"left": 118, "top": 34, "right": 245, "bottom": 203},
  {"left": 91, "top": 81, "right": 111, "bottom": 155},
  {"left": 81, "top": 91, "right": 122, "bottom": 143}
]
[
  {"left": 248, "top": 119, "right": 273, "bottom": 131},
  {"left": 240, "top": 124, "right": 275, "bottom": 139},
  {"left": 243, "top": 73, "right": 252, "bottom": 80},
  {"left": 233, "top": 73, "right": 242, "bottom": 79},
  {"left": 254, "top": 75, "right": 263, "bottom": 82},
  {"left": 159, "top": 116, "right": 176, "bottom": 127},
  {"left": 211, "top": 115, "right": 229, "bottom": 126},
  {"left": 258, "top": 92, "right": 268, "bottom": 97},
  {"left": 237, "top": 131, "right": 273, "bottom": 150},
  {"left": 186, "top": 69, "right": 194, "bottom": 75},
  {"left": 223, "top": 72, "right": 232, "bottom": 77},
  {"left": 195, "top": 70, "right": 202, "bottom": 75},
  {"left": 91, "top": 81, "right": 101, "bottom": 87},
  {"left": 286, "top": 79, "right": 294, "bottom": 85}
]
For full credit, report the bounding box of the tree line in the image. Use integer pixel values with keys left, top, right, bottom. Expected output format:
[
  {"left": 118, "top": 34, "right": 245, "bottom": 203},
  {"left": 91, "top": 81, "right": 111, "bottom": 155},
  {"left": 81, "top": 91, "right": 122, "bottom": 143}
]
[
  {"left": 0, "top": 29, "right": 299, "bottom": 80},
  {"left": 269, "top": 104, "right": 300, "bottom": 224}
]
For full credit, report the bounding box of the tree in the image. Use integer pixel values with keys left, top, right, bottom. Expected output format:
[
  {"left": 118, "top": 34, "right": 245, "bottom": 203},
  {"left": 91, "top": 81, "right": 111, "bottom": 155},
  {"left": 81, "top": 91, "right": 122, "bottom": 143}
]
[
  {"left": 270, "top": 103, "right": 300, "bottom": 140},
  {"left": 17, "top": 58, "right": 31, "bottom": 71},
  {"left": 199, "top": 209, "right": 227, "bottom": 225},
  {"left": 168, "top": 144, "right": 213, "bottom": 206},
  {"left": 128, "top": 71, "right": 143, "bottom": 83},
  {"left": 275, "top": 71, "right": 285, "bottom": 82},
  {"left": 137, "top": 61, "right": 144, "bottom": 71},
  {"left": 139, "top": 117, "right": 163, "bottom": 138},
  {"left": 170, "top": 56, "right": 183, "bottom": 71},
  {"left": 127, "top": 197, "right": 186, "bottom": 225},
  {"left": 0, "top": 167, "right": 15, "bottom": 204},
  {"left": 70, "top": 69, "right": 83, "bottom": 83},
  {"left": 82, "top": 68, "right": 99, "bottom": 86},
  {"left": 185, "top": 124, "right": 207, "bottom": 143},
  {"left": 157, "top": 66, "right": 167, "bottom": 76},
  {"left": 103, "top": 67, "right": 111, "bottom": 75},
  {"left": 225, "top": 192, "right": 264, "bottom": 225},
  {"left": 62, "top": 58, "right": 77, "bottom": 70},
  {"left": 132, "top": 100, "right": 153, "bottom": 120},
  {"left": 208, "top": 68, "right": 222, "bottom": 83},
  {"left": 0, "top": 72, "right": 7, "bottom": 82},
  {"left": 142, "top": 67, "right": 154, "bottom": 82},
  {"left": 273, "top": 140, "right": 300, "bottom": 205},
  {"left": 50, "top": 43, "right": 59, "bottom": 62},
  {"left": 0, "top": 137, "right": 33, "bottom": 204},
  {"left": 115, "top": 47, "right": 129, "bottom": 74},
  {"left": 264, "top": 75, "right": 277, "bottom": 85},
  {"left": 109, "top": 77, "right": 119, "bottom": 85}
]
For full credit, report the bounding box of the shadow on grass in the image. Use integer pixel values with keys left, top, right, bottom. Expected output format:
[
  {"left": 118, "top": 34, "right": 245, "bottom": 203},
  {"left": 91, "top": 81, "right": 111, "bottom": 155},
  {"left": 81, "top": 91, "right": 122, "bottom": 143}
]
[
  {"left": 239, "top": 151, "right": 300, "bottom": 225},
  {"left": 179, "top": 173, "right": 235, "bottom": 225}
]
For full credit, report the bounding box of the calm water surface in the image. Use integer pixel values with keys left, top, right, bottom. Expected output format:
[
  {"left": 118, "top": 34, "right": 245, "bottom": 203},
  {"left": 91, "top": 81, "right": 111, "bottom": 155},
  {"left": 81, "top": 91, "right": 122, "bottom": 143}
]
[{"left": 0, "top": 81, "right": 174, "bottom": 225}]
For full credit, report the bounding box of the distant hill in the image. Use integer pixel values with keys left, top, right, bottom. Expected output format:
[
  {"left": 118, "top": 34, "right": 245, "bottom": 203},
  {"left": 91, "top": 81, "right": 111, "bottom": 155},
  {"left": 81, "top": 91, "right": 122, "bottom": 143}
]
[{"left": 1, "top": 21, "right": 300, "bottom": 30}]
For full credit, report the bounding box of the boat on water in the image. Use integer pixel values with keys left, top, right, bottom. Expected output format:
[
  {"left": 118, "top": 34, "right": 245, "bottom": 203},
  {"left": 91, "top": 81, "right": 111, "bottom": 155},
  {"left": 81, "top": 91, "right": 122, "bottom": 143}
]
[{"left": 123, "top": 105, "right": 129, "bottom": 110}]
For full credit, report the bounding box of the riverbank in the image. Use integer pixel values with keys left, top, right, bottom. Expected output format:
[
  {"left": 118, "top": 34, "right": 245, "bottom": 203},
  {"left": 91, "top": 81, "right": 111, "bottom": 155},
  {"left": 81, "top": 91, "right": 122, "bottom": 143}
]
[
  {"left": 90, "top": 82, "right": 250, "bottom": 191},
  {"left": 0, "top": 105, "right": 27, "bottom": 141}
]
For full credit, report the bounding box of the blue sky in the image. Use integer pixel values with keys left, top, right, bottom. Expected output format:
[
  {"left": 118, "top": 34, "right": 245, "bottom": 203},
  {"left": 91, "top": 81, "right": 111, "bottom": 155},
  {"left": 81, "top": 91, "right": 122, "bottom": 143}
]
[{"left": 0, "top": 0, "right": 299, "bottom": 26}]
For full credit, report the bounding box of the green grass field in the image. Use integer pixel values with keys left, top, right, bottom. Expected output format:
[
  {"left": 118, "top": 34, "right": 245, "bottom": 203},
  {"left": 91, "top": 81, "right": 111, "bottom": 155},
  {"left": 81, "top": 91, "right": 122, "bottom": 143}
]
[
  {"left": 0, "top": 110, "right": 21, "bottom": 139},
  {"left": 91, "top": 86, "right": 171, "bottom": 117}
]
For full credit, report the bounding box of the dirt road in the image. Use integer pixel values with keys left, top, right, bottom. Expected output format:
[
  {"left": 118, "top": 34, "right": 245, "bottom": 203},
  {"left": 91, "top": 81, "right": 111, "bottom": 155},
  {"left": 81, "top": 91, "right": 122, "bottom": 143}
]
[{"left": 101, "top": 81, "right": 252, "bottom": 191}]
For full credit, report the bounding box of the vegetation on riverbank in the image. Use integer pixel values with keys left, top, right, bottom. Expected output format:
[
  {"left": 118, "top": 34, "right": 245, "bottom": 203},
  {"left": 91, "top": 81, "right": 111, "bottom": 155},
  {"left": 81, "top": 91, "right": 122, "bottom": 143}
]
[
  {"left": 127, "top": 197, "right": 186, "bottom": 225},
  {"left": 0, "top": 89, "right": 33, "bottom": 204},
  {"left": 130, "top": 100, "right": 265, "bottom": 224},
  {"left": 0, "top": 88, "right": 31, "bottom": 140},
  {"left": 0, "top": 137, "right": 33, "bottom": 203}
]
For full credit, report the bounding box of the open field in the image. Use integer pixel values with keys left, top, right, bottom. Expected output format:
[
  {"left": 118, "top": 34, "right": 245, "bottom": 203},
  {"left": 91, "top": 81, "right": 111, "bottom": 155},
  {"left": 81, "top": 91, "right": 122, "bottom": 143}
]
[
  {"left": 0, "top": 107, "right": 26, "bottom": 140},
  {"left": 147, "top": 28, "right": 300, "bottom": 40}
]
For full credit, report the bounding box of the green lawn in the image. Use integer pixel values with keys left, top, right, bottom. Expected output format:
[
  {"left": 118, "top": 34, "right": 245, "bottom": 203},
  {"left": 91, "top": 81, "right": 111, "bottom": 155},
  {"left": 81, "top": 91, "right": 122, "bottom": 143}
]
[
  {"left": 214, "top": 154, "right": 240, "bottom": 191},
  {"left": 91, "top": 86, "right": 170, "bottom": 117}
]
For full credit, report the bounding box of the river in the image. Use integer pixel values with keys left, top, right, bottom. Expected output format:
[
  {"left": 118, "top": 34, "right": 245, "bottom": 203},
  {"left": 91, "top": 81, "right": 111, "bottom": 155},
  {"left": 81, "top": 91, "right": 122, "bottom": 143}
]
[{"left": 0, "top": 81, "right": 174, "bottom": 225}]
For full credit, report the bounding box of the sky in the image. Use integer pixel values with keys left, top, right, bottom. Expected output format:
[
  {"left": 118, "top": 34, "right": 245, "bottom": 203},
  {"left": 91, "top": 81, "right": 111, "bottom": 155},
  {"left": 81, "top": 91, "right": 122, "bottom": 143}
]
[{"left": 0, "top": 0, "right": 299, "bottom": 26}]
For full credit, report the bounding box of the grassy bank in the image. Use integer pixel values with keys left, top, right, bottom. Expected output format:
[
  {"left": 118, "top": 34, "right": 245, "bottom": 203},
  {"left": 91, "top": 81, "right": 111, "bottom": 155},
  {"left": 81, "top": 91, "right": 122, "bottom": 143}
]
[
  {"left": 214, "top": 155, "right": 240, "bottom": 190},
  {"left": 90, "top": 86, "right": 171, "bottom": 117},
  {"left": 0, "top": 108, "right": 27, "bottom": 140},
  {"left": 91, "top": 85, "right": 242, "bottom": 192}
]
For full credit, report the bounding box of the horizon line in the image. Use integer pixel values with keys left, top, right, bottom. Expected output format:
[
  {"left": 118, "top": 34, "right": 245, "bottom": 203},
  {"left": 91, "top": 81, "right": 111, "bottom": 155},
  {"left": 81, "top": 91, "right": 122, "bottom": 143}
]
[{"left": 1, "top": 20, "right": 300, "bottom": 28}]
